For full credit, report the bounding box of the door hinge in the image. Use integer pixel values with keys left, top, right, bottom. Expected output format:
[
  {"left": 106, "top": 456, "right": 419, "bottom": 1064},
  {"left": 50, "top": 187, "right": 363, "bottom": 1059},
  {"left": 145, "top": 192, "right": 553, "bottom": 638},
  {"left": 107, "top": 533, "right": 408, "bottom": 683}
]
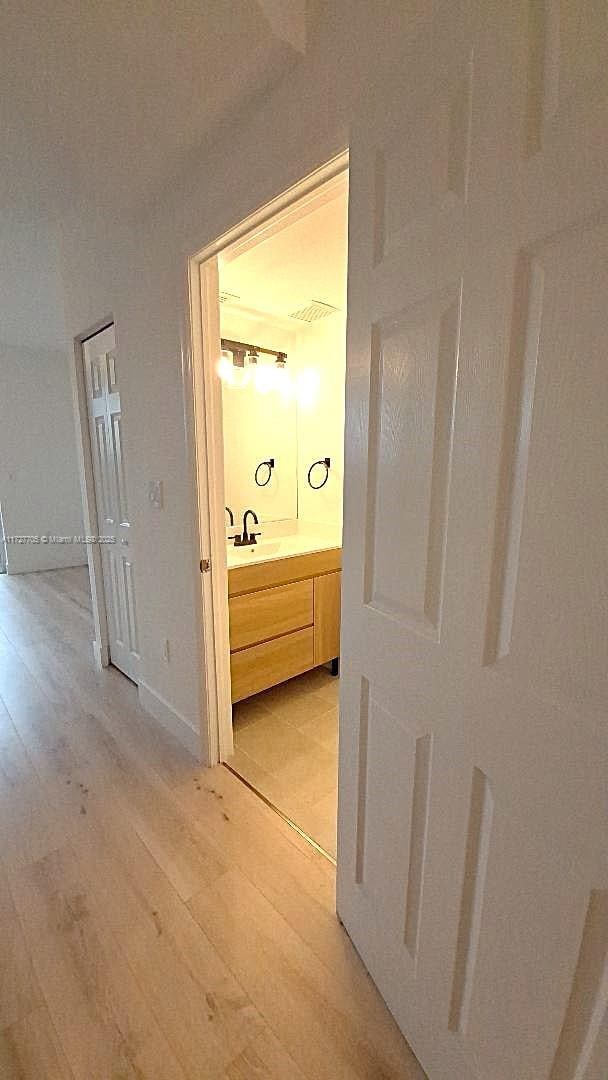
[{"left": 200, "top": 558, "right": 211, "bottom": 573}]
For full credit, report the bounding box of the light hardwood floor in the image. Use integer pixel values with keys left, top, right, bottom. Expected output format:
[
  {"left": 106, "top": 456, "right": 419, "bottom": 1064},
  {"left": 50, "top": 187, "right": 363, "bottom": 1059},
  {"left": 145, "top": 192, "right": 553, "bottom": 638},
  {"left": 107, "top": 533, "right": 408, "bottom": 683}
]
[
  {"left": 231, "top": 669, "right": 339, "bottom": 859},
  {"left": 0, "top": 566, "right": 425, "bottom": 1079}
]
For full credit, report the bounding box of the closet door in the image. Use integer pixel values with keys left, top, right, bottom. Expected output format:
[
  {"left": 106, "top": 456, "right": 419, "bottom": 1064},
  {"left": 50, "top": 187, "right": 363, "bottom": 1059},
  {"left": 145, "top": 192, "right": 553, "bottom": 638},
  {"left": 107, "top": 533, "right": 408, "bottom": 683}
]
[
  {"left": 338, "top": 4, "right": 608, "bottom": 1078},
  {"left": 84, "top": 325, "right": 140, "bottom": 683}
]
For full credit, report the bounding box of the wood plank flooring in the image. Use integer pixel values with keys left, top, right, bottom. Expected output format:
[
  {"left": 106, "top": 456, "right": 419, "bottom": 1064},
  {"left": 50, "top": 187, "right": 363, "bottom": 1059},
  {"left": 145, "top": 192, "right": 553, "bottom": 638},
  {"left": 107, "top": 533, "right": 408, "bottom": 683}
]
[{"left": 0, "top": 566, "right": 426, "bottom": 1080}]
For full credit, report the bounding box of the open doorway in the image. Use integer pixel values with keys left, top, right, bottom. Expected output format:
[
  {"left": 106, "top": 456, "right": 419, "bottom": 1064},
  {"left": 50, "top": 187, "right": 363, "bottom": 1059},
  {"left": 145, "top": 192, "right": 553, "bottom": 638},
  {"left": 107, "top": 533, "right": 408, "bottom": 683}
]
[{"left": 191, "top": 156, "right": 348, "bottom": 859}]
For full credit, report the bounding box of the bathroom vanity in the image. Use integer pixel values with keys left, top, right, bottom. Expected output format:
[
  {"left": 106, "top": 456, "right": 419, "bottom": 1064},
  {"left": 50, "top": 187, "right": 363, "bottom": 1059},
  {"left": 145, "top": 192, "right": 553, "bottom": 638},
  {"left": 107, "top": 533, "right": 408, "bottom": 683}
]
[
  {"left": 220, "top": 304, "right": 346, "bottom": 704},
  {"left": 227, "top": 544, "right": 341, "bottom": 702}
]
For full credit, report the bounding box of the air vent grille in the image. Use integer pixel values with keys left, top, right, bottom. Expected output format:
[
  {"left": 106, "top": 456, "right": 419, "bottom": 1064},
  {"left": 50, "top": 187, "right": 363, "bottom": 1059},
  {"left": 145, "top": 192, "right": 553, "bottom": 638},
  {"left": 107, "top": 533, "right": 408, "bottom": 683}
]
[{"left": 288, "top": 300, "right": 340, "bottom": 323}]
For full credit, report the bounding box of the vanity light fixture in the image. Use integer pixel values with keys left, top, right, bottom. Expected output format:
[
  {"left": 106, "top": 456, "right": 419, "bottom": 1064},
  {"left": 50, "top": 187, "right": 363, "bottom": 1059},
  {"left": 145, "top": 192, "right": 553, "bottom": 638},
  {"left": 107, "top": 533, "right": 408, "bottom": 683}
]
[
  {"left": 231, "top": 348, "right": 251, "bottom": 390},
  {"left": 217, "top": 345, "right": 252, "bottom": 389},
  {"left": 219, "top": 338, "right": 292, "bottom": 396},
  {"left": 217, "top": 348, "right": 234, "bottom": 383}
]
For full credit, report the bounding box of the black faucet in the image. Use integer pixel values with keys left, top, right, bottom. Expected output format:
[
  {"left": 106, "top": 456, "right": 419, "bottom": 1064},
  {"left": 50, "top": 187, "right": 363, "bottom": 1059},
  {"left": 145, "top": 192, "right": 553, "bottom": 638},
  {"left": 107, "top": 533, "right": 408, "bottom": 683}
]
[
  {"left": 229, "top": 509, "right": 261, "bottom": 547},
  {"left": 242, "top": 509, "right": 260, "bottom": 545},
  {"left": 225, "top": 506, "right": 234, "bottom": 527}
]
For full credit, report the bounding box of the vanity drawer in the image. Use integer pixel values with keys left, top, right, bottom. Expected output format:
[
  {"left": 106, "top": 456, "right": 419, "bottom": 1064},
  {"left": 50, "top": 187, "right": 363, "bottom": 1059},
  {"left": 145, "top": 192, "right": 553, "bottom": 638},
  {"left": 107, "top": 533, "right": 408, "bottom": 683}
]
[
  {"left": 229, "top": 578, "right": 313, "bottom": 652},
  {"left": 230, "top": 627, "right": 314, "bottom": 702},
  {"left": 228, "top": 547, "right": 341, "bottom": 597}
]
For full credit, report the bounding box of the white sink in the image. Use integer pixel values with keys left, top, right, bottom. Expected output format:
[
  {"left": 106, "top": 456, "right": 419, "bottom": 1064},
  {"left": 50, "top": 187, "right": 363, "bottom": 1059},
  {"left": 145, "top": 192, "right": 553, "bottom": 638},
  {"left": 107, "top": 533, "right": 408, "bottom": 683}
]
[
  {"left": 233, "top": 539, "right": 282, "bottom": 561},
  {"left": 226, "top": 534, "right": 340, "bottom": 568}
]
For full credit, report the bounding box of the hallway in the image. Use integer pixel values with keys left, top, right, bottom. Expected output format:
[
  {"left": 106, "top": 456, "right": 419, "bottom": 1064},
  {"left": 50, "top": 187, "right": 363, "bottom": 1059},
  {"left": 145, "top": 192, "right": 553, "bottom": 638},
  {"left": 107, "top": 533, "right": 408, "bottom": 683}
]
[{"left": 0, "top": 568, "right": 424, "bottom": 1079}]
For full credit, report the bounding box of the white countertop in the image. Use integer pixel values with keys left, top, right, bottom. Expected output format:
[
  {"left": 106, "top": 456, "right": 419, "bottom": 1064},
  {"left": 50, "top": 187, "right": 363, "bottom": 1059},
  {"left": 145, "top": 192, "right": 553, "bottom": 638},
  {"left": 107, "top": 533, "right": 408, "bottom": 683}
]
[{"left": 226, "top": 532, "right": 341, "bottom": 569}]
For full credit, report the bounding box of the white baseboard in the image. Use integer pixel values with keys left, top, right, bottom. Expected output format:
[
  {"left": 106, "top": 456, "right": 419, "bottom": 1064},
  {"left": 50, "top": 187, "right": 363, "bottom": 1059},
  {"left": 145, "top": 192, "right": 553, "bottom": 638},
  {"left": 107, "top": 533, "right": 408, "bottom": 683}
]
[
  {"left": 6, "top": 549, "right": 88, "bottom": 574},
  {"left": 92, "top": 638, "right": 108, "bottom": 670},
  {"left": 138, "top": 680, "right": 201, "bottom": 759}
]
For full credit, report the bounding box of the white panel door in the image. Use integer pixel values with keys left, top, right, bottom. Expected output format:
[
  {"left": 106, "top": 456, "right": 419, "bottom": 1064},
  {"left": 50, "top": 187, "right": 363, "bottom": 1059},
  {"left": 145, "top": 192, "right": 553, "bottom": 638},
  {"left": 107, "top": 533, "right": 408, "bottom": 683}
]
[
  {"left": 84, "top": 325, "right": 140, "bottom": 683},
  {"left": 338, "top": 5, "right": 608, "bottom": 1079}
]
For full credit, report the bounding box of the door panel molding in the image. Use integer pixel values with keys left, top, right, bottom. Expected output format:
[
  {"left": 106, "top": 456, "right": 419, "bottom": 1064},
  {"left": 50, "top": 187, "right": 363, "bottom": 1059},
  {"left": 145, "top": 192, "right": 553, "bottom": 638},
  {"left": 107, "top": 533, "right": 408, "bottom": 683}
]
[
  {"left": 80, "top": 324, "right": 140, "bottom": 683},
  {"left": 337, "top": 7, "right": 608, "bottom": 1077}
]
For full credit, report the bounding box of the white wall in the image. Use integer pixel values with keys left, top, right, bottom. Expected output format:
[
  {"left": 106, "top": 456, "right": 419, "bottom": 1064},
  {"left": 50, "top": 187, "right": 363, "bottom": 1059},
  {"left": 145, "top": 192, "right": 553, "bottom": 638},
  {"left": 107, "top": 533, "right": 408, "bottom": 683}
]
[
  {"left": 56, "top": 3, "right": 427, "bottom": 742},
  {"left": 0, "top": 217, "right": 86, "bottom": 573},
  {"left": 0, "top": 218, "right": 68, "bottom": 352},
  {"left": 295, "top": 313, "right": 346, "bottom": 534},
  {"left": 0, "top": 343, "right": 86, "bottom": 572},
  {"left": 221, "top": 308, "right": 346, "bottom": 535},
  {"left": 220, "top": 308, "right": 298, "bottom": 526}
]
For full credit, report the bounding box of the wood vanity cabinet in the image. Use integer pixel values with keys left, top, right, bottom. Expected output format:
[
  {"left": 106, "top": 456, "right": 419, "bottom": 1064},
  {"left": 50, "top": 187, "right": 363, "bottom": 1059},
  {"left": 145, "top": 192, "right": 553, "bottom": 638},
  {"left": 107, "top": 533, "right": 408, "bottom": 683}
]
[{"left": 227, "top": 548, "right": 341, "bottom": 702}]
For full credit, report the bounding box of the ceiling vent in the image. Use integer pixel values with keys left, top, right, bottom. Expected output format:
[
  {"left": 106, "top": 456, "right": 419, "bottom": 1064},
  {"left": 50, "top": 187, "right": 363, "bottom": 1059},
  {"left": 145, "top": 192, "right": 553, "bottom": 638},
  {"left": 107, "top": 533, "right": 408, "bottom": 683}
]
[
  {"left": 288, "top": 299, "right": 340, "bottom": 323},
  {"left": 219, "top": 290, "right": 241, "bottom": 305}
]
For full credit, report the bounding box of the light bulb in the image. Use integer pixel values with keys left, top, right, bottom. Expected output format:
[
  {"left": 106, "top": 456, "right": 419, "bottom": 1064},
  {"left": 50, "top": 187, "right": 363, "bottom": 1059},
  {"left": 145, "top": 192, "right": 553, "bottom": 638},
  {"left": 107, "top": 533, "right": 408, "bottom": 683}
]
[
  {"left": 217, "top": 349, "right": 235, "bottom": 384},
  {"left": 254, "top": 360, "right": 276, "bottom": 394},
  {"left": 231, "top": 360, "right": 251, "bottom": 390},
  {"left": 218, "top": 348, "right": 251, "bottom": 390}
]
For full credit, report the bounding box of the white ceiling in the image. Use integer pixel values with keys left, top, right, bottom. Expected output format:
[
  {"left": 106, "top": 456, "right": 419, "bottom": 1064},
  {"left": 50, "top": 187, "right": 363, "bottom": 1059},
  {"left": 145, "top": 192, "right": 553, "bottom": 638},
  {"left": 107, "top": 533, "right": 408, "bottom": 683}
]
[
  {"left": 219, "top": 180, "right": 348, "bottom": 322},
  {"left": 0, "top": 0, "right": 304, "bottom": 222}
]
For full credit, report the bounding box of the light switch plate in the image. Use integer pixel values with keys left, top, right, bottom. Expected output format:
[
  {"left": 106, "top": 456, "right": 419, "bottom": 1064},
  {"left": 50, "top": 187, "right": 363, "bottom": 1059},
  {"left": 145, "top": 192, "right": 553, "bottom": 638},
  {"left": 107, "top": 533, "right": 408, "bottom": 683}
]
[{"left": 147, "top": 480, "right": 163, "bottom": 509}]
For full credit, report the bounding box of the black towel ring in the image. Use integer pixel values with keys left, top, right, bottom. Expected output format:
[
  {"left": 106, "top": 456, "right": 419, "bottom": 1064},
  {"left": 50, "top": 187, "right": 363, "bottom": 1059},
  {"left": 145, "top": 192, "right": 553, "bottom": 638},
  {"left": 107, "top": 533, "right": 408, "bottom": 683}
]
[
  {"left": 255, "top": 458, "right": 275, "bottom": 487},
  {"left": 307, "top": 457, "right": 331, "bottom": 490}
]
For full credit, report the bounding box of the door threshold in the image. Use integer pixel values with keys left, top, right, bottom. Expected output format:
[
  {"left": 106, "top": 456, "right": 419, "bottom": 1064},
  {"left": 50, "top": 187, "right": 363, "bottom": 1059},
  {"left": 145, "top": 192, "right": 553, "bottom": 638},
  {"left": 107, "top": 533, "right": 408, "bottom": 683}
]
[{"left": 223, "top": 762, "right": 337, "bottom": 866}]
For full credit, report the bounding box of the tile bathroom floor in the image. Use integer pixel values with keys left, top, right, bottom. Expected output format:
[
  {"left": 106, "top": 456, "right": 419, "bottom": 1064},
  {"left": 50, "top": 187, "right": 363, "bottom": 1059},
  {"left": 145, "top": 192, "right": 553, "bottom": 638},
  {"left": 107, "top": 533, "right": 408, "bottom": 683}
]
[{"left": 230, "top": 666, "right": 339, "bottom": 858}]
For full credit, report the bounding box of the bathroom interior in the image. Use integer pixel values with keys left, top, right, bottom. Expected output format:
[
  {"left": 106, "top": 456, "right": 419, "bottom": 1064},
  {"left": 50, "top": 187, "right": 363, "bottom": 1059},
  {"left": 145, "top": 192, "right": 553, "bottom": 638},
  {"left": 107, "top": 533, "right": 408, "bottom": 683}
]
[{"left": 217, "top": 171, "right": 348, "bottom": 859}]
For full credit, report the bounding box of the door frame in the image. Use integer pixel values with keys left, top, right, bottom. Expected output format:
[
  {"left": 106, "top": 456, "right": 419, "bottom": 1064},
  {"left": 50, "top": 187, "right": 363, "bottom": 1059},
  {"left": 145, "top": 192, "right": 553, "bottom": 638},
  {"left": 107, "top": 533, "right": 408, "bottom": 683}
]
[
  {"left": 187, "top": 149, "right": 349, "bottom": 766},
  {"left": 70, "top": 316, "right": 116, "bottom": 672},
  {"left": 0, "top": 502, "right": 7, "bottom": 573}
]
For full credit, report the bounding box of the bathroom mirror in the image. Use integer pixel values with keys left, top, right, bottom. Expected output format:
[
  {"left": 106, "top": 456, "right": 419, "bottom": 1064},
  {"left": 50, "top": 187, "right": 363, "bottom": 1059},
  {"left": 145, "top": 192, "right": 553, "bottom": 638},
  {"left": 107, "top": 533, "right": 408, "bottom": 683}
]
[{"left": 221, "top": 373, "right": 298, "bottom": 526}]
